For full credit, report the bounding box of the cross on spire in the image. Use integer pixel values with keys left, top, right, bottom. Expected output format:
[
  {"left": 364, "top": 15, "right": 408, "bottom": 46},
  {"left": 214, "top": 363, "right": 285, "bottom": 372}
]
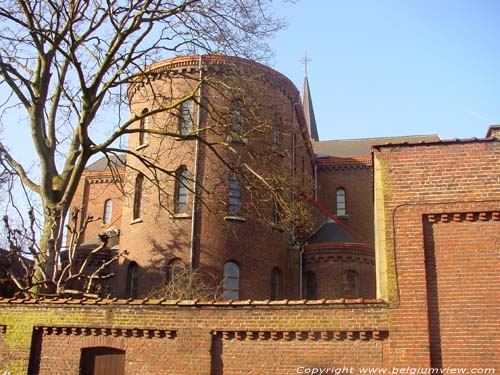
[{"left": 300, "top": 51, "right": 312, "bottom": 77}]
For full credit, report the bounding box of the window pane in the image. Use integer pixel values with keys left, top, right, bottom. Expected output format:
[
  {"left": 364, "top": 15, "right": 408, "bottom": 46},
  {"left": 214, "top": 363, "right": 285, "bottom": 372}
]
[
  {"left": 273, "top": 113, "right": 281, "bottom": 149},
  {"left": 176, "top": 169, "right": 190, "bottom": 213},
  {"left": 231, "top": 100, "right": 243, "bottom": 134},
  {"left": 103, "top": 199, "right": 113, "bottom": 224},
  {"left": 139, "top": 108, "right": 148, "bottom": 145},
  {"left": 229, "top": 175, "right": 241, "bottom": 216},
  {"left": 180, "top": 99, "right": 193, "bottom": 135},
  {"left": 133, "top": 174, "right": 143, "bottom": 219},
  {"left": 336, "top": 188, "right": 346, "bottom": 216}
]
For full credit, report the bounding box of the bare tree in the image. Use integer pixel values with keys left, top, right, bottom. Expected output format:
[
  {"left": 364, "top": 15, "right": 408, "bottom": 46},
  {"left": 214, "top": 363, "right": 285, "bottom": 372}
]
[{"left": 0, "top": 0, "right": 287, "bottom": 295}]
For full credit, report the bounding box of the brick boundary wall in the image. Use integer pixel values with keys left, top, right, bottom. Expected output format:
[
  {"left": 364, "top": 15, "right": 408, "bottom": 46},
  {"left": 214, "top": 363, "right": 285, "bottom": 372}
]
[{"left": 0, "top": 298, "right": 388, "bottom": 375}]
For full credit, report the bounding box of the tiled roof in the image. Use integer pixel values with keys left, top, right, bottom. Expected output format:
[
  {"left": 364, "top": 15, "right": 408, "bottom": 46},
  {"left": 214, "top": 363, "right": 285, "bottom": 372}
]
[{"left": 313, "top": 134, "right": 440, "bottom": 157}]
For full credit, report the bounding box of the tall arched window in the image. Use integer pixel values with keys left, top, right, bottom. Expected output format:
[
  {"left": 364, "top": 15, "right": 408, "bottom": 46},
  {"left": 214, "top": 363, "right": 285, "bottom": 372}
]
[
  {"left": 228, "top": 175, "right": 241, "bottom": 216},
  {"left": 271, "top": 267, "right": 282, "bottom": 300},
  {"left": 223, "top": 261, "right": 240, "bottom": 300},
  {"left": 126, "top": 262, "right": 138, "bottom": 299},
  {"left": 273, "top": 112, "right": 281, "bottom": 149},
  {"left": 343, "top": 270, "right": 359, "bottom": 298},
  {"left": 175, "top": 167, "right": 190, "bottom": 214},
  {"left": 133, "top": 174, "right": 144, "bottom": 220},
  {"left": 272, "top": 197, "right": 281, "bottom": 225},
  {"left": 230, "top": 99, "right": 244, "bottom": 134},
  {"left": 180, "top": 99, "right": 194, "bottom": 135},
  {"left": 304, "top": 271, "right": 317, "bottom": 300},
  {"left": 103, "top": 199, "right": 113, "bottom": 224},
  {"left": 336, "top": 188, "right": 346, "bottom": 216},
  {"left": 166, "top": 258, "right": 185, "bottom": 282},
  {"left": 139, "top": 108, "right": 149, "bottom": 145}
]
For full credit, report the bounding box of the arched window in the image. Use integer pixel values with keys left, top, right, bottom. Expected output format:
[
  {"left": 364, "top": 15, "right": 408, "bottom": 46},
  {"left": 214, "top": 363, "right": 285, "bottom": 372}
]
[
  {"left": 272, "top": 197, "right": 281, "bottom": 225},
  {"left": 166, "top": 258, "right": 185, "bottom": 282},
  {"left": 271, "top": 267, "right": 282, "bottom": 300},
  {"left": 343, "top": 270, "right": 359, "bottom": 298},
  {"left": 133, "top": 173, "right": 144, "bottom": 220},
  {"left": 223, "top": 261, "right": 239, "bottom": 300},
  {"left": 103, "top": 199, "right": 113, "bottom": 224},
  {"left": 80, "top": 347, "right": 125, "bottom": 375},
  {"left": 228, "top": 175, "right": 241, "bottom": 216},
  {"left": 180, "top": 99, "right": 194, "bottom": 135},
  {"left": 139, "top": 108, "right": 149, "bottom": 145},
  {"left": 304, "top": 271, "right": 317, "bottom": 300},
  {"left": 126, "top": 262, "right": 138, "bottom": 299},
  {"left": 175, "top": 167, "right": 190, "bottom": 214},
  {"left": 336, "top": 188, "right": 346, "bottom": 216},
  {"left": 273, "top": 113, "right": 281, "bottom": 149},
  {"left": 230, "top": 99, "right": 244, "bottom": 134}
]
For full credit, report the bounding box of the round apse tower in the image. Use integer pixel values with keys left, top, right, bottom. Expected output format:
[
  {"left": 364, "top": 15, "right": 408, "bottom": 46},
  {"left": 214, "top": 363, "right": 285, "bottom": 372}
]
[{"left": 117, "top": 55, "right": 315, "bottom": 300}]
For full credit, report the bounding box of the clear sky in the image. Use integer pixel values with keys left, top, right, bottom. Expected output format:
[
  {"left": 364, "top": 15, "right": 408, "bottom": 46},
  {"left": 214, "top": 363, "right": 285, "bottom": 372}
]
[{"left": 268, "top": 0, "right": 500, "bottom": 141}]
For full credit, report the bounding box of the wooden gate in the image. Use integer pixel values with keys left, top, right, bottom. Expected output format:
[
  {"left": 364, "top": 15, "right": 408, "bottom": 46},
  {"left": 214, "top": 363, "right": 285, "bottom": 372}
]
[{"left": 80, "top": 347, "right": 125, "bottom": 375}]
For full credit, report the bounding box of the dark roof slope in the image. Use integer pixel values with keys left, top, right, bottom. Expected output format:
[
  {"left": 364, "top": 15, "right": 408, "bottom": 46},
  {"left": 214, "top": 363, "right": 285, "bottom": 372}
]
[
  {"left": 307, "top": 218, "right": 363, "bottom": 245},
  {"left": 85, "top": 155, "right": 126, "bottom": 172},
  {"left": 313, "top": 134, "right": 440, "bottom": 157}
]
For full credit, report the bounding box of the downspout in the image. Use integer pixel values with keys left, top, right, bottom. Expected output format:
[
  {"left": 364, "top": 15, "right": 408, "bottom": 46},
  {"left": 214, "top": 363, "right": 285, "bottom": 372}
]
[
  {"left": 190, "top": 55, "right": 203, "bottom": 271},
  {"left": 291, "top": 102, "right": 297, "bottom": 244},
  {"left": 299, "top": 243, "right": 304, "bottom": 298}
]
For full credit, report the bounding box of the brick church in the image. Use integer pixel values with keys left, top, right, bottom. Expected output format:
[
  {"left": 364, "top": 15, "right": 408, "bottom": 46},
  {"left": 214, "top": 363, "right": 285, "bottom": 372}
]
[
  {"left": 70, "top": 54, "right": 497, "bottom": 302},
  {"left": 2, "top": 54, "right": 500, "bottom": 374}
]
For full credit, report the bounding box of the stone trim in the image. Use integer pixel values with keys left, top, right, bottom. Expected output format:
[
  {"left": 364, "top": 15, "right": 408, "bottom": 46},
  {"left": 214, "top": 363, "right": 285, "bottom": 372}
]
[
  {"left": 212, "top": 329, "right": 388, "bottom": 341},
  {"left": 34, "top": 326, "right": 177, "bottom": 339},
  {"left": 426, "top": 211, "right": 500, "bottom": 223}
]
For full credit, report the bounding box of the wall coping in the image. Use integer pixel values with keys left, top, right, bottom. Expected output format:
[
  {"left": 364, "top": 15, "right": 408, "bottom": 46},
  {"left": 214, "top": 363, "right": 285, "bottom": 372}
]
[{"left": 0, "top": 297, "right": 387, "bottom": 308}]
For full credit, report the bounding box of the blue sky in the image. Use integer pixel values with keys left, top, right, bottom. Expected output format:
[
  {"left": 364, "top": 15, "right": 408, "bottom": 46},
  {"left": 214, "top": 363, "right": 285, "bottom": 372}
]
[{"left": 268, "top": 0, "right": 500, "bottom": 140}]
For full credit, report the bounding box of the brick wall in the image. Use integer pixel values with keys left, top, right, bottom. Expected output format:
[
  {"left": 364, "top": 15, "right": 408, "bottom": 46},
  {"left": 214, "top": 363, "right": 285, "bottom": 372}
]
[
  {"left": 373, "top": 138, "right": 500, "bottom": 369},
  {"left": 0, "top": 299, "right": 388, "bottom": 375}
]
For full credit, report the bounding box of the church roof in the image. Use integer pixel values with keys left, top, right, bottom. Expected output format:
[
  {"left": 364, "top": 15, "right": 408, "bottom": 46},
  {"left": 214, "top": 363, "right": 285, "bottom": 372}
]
[
  {"left": 306, "top": 199, "right": 371, "bottom": 249},
  {"left": 313, "top": 134, "right": 440, "bottom": 157},
  {"left": 85, "top": 154, "right": 126, "bottom": 172},
  {"left": 301, "top": 76, "right": 319, "bottom": 141},
  {"left": 306, "top": 218, "right": 363, "bottom": 245}
]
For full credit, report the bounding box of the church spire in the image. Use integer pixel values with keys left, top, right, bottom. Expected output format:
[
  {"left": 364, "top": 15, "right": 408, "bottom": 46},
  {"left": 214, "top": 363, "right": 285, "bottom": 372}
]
[{"left": 300, "top": 53, "right": 319, "bottom": 141}]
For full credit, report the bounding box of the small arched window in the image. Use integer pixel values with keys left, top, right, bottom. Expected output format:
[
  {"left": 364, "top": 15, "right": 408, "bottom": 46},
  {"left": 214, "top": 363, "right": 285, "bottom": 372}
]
[
  {"left": 139, "top": 108, "right": 149, "bottom": 145},
  {"left": 133, "top": 174, "right": 144, "bottom": 220},
  {"left": 180, "top": 99, "right": 194, "bottom": 135},
  {"left": 271, "top": 267, "right": 282, "bottom": 300},
  {"left": 103, "top": 199, "right": 113, "bottom": 224},
  {"left": 223, "top": 261, "right": 240, "bottom": 300},
  {"left": 343, "top": 270, "right": 359, "bottom": 298},
  {"left": 166, "top": 258, "right": 185, "bottom": 282},
  {"left": 336, "top": 188, "right": 346, "bottom": 216},
  {"left": 175, "top": 167, "right": 190, "bottom": 214},
  {"left": 126, "top": 262, "right": 139, "bottom": 299},
  {"left": 304, "top": 271, "right": 317, "bottom": 300}
]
